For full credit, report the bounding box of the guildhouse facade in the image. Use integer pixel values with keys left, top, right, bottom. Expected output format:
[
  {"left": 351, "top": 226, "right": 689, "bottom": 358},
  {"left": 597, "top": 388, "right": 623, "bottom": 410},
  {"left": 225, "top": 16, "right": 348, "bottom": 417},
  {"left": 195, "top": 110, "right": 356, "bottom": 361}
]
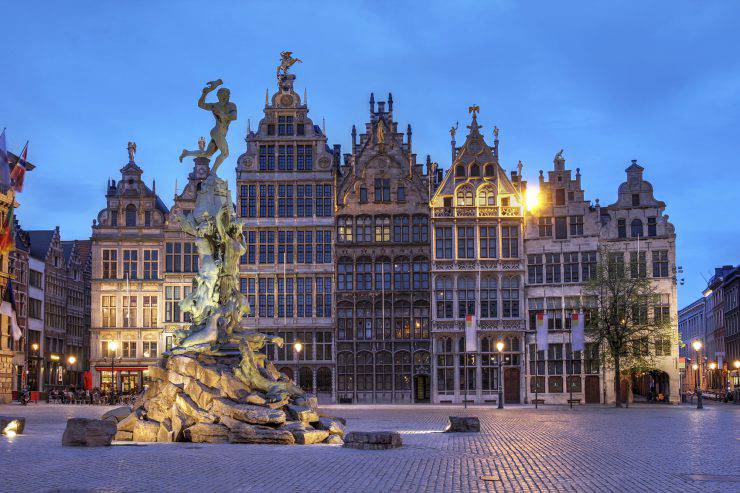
[
  {"left": 236, "top": 71, "right": 336, "bottom": 402},
  {"left": 335, "top": 94, "right": 437, "bottom": 403},
  {"left": 429, "top": 110, "right": 527, "bottom": 405}
]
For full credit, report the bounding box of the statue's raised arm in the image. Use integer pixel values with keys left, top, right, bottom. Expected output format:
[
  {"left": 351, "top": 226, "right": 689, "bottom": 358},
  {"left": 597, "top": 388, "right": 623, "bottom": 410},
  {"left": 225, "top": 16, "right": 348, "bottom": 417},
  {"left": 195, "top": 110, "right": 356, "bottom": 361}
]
[{"left": 179, "top": 78, "right": 236, "bottom": 174}]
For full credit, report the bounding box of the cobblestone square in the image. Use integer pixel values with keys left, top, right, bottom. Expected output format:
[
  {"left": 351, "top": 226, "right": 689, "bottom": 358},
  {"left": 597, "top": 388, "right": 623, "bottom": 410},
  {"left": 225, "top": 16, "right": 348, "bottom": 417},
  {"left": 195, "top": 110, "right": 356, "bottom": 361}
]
[{"left": 1, "top": 403, "right": 739, "bottom": 492}]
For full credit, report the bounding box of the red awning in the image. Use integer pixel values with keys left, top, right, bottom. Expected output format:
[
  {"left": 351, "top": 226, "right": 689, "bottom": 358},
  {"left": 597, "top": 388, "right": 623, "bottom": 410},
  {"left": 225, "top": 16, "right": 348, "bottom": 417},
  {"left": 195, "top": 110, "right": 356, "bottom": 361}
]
[{"left": 94, "top": 367, "right": 148, "bottom": 372}]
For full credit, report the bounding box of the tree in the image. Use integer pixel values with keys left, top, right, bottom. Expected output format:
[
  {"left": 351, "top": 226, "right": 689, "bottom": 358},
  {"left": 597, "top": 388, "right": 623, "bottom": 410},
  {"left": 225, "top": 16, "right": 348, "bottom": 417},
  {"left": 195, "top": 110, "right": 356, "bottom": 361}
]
[{"left": 583, "top": 247, "right": 673, "bottom": 408}]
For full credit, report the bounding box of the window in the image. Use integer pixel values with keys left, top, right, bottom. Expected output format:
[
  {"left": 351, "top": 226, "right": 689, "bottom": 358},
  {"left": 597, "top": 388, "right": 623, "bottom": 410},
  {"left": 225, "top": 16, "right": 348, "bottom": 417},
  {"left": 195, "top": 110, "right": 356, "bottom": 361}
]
[
  {"left": 297, "top": 145, "right": 313, "bottom": 171},
  {"left": 315, "top": 184, "right": 332, "bottom": 217},
  {"left": 374, "top": 216, "right": 390, "bottom": 242},
  {"left": 338, "top": 260, "right": 353, "bottom": 291},
  {"left": 277, "top": 184, "right": 294, "bottom": 217},
  {"left": 240, "top": 184, "right": 257, "bottom": 218},
  {"left": 397, "top": 186, "right": 406, "bottom": 202},
  {"left": 277, "top": 145, "right": 294, "bottom": 171},
  {"left": 375, "top": 258, "right": 391, "bottom": 291},
  {"left": 393, "top": 216, "right": 410, "bottom": 243},
  {"left": 412, "top": 258, "right": 429, "bottom": 290},
  {"left": 501, "top": 226, "right": 518, "bottom": 258},
  {"left": 338, "top": 217, "right": 353, "bottom": 242},
  {"left": 102, "top": 295, "right": 116, "bottom": 327},
  {"left": 502, "top": 276, "right": 520, "bottom": 317},
  {"left": 569, "top": 215, "right": 584, "bottom": 236},
  {"left": 655, "top": 337, "right": 671, "bottom": 356},
  {"left": 278, "top": 115, "right": 294, "bottom": 136},
  {"left": 296, "top": 184, "right": 312, "bottom": 217},
  {"left": 375, "top": 352, "right": 392, "bottom": 392},
  {"left": 435, "top": 226, "right": 453, "bottom": 259},
  {"left": 632, "top": 193, "right": 640, "bottom": 206},
  {"left": 652, "top": 250, "right": 669, "bottom": 277},
  {"left": 122, "top": 341, "right": 137, "bottom": 359},
  {"left": 548, "top": 343, "right": 564, "bottom": 381},
  {"left": 259, "top": 184, "right": 275, "bottom": 217},
  {"left": 484, "top": 165, "right": 495, "bottom": 177},
  {"left": 654, "top": 303, "right": 670, "bottom": 325},
  {"left": 125, "top": 205, "right": 137, "bottom": 227},
  {"left": 259, "top": 231, "right": 275, "bottom": 264},
  {"left": 259, "top": 145, "right": 275, "bottom": 171},
  {"left": 478, "top": 189, "right": 495, "bottom": 206},
  {"left": 241, "top": 278, "right": 256, "bottom": 318},
  {"left": 480, "top": 277, "right": 497, "bottom": 318},
  {"left": 356, "top": 259, "right": 372, "bottom": 291},
  {"left": 110, "top": 210, "right": 118, "bottom": 227},
  {"left": 412, "top": 216, "right": 429, "bottom": 243},
  {"left": 479, "top": 226, "right": 497, "bottom": 258},
  {"left": 630, "top": 251, "right": 647, "bottom": 278},
  {"left": 374, "top": 178, "right": 390, "bottom": 202},
  {"left": 457, "top": 226, "right": 475, "bottom": 259},
  {"left": 435, "top": 277, "right": 453, "bottom": 319},
  {"left": 394, "top": 305, "right": 411, "bottom": 339},
  {"left": 455, "top": 165, "right": 465, "bottom": 177},
  {"left": 244, "top": 231, "right": 256, "bottom": 264},
  {"left": 631, "top": 219, "right": 643, "bottom": 238},
  {"left": 297, "top": 231, "right": 313, "bottom": 263},
  {"left": 316, "top": 230, "right": 331, "bottom": 263},
  {"left": 165, "top": 286, "right": 190, "bottom": 323},
  {"left": 359, "top": 187, "right": 367, "bottom": 203},
  {"left": 357, "top": 352, "right": 373, "bottom": 390},
  {"left": 609, "top": 252, "right": 625, "bottom": 278},
  {"left": 456, "top": 189, "right": 473, "bottom": 206},
  {"left": 436, "top": 337, "right": 455, "bottom": 395},
  {"left": 457, "top": 277, "right": 476, "bottom": 317},
  {"left": 393, "top": 258, "right": 410, "bottom": 290},
  {"left": 617, "top": 219, "right": 626, "bottom": 238},
  {"left": 142, "top": 341, "right": 158, "bottom": 359},
  {"left": 277, "top": 231, "right": 294, "bottom": 264},
  {"left": 142, "top": 296, "right": 157, "bottom": 327},
  {"left": 555, "top": 217, "right": 567, "bottom": 239},
  {"left": 538, "top": 217, "right": 552, "bottom": 237},
  {"left": 528, "top": 254, "right": 543, "bottom": 284},
  {"left": 555, "top": 189, "right": 565, "bottom": 206},
  {"left": 122, "top": 296, "right": 137, "bottom": 327},
  {"left": 143, "top": 250, "right": 158, "bottom": 279},
  {"left": 102, "top": 249, "right": 117, "bottom": 278},
  {"left": 581, "top": 251, "right": 597, "bottom": 280},
  {"left": 563, "top": 252, "right": 579, "bottom": 283},
  {"left": 258, "top": 277, "right": 275, "bottom": 317},
  {"left": 267, "top": 124, "right": 275, "bottom": 136},
  {"left": 123, "top": 249, "right": 138, "bottom": 280},
  {"left": 337, "top": 306, "right": 353, "bottom": 340},
  {"left": 470, "top": 164, "right": 480, "bottom": 176},
  {"left": 316, "top": 278, "right": 332, "bottom": 317},
  {"left": 278, "top": 278, "right": 295, "bottom": 318},
  {"left": 29, "top": 297, "right": 42, "bottom": 319},
  {"left": 165, "top": 242, "right": 181, "bottom": 272},
  {"left": 356, "top": 306, "right": 372, "bottom": 340},
  {"left": 30, "top": 269, "right": 43, "bottom": 289},
  {"left": 647, "top": 217, "right": 657, "bottom": 237},
  {"left": 315, "top": 332, "right": 332, "bottom": 361},
  {"left": 337, "top": 352, "right": 354, "bottom": 391},
  {"left": 545, "top": 253, "right": 561, "bottom": 284}
]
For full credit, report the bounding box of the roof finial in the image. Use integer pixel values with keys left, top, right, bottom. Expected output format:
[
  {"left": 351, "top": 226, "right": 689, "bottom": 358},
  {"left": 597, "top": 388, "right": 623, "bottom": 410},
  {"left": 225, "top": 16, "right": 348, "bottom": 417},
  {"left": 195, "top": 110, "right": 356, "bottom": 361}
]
[
  {"left": 127, "top": 141, "right": 137, "bottom": 163},
  {"left": 450, "top": 122, "right": 458, "bottom": 140},
  {"left": 304, "top": 87, "right": 307, "bottom": 105},
  {"left": 265, "top": 88, "right": 269, "bottom": 106},
  {"left": 370, "top": 92, "right": 375, "bottom": 114},
  {"left": 388, "top": 92, "right": 393, "bottom": 112}
]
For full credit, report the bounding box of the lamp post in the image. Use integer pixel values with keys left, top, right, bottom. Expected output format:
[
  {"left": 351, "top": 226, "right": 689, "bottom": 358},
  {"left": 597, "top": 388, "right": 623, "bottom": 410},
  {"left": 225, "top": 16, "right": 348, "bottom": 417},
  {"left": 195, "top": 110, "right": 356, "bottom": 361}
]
[
  {"left": 294, "top": 341, "right": 303, "bottom": 389},
  {"left": 496, "top": 340, "right": 505, "bottom": 409},
  {"left": 67, "top": 355, "right": 76, "bottom": 387},
  {"left": 108, "top": 341, "right": 118, "bottom": 404},
  {"left": 692, "top": 340, "right": 703, "bottom": 409}
]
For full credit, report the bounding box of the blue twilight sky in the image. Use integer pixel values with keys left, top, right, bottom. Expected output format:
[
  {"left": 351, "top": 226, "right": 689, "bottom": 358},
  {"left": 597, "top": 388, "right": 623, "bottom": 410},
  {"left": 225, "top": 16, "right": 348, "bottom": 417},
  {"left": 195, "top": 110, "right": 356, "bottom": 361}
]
[{"left": 1, "top": 1, "right": 738, "bottom": 307}]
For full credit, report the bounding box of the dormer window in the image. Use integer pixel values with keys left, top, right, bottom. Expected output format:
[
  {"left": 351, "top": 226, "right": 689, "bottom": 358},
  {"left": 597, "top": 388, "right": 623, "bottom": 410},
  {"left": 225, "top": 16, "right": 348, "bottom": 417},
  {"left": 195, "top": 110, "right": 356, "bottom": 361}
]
[
  {"left": 632, "top": 194, "right": 640, "bottom": 206},
  {"left": 278, "top": 116, "right": 294, "bottom": 136},
  {"left": 456, "top": 190, "right": 473, "bottom": 206},
  {"left": 455, "top": 165, "right": 465, "bottom": 177},
  {"left": 359, "top": 187, "right": 368, "bottom": 203},
  {"left": 470, "top": 164, "right": 480, "bottom": 177},
  {"left": 617, "top": 219, "right": 626, "bottom": 238},
  {"left": 125, "top": 204, "right": 137, "bottom": 227}
]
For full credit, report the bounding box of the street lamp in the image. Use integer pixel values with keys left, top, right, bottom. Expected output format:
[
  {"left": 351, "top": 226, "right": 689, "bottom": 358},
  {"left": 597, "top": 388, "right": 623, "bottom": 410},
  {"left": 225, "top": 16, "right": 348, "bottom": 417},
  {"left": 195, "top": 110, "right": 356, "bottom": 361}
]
[
  {"left": 108, "top": 341, "right": 118, "bottom": 403},
  {"left": 294, "top": 341, "right": 303, "bottom": 388},
  {"left": 691, "top": 340, "right": 703, "bottom": 409},
  {"left": 496, "top": 340, "right": 505, "bottom": 409},
  {"left": 66, "top": 355, "right": 76, "bottom": 387}
]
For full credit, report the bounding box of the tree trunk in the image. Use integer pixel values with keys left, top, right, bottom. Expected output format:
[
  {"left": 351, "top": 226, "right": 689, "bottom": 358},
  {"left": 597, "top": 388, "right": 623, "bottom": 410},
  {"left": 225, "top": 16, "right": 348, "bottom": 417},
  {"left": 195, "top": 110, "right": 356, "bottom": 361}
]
[{"left": 613, "top": 354, "right": 622, "bottom": 408}]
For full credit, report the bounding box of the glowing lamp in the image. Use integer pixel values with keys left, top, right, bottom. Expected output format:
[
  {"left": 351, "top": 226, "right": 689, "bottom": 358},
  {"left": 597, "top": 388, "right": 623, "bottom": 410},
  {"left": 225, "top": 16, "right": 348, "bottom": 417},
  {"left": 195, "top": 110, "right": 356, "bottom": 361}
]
[
  {"left": 691, "top": 340, "right": 702, "bottom": 351},
  {"left": 708, "top": 362, "right": 717, "bottom": 370},
  {"left": 496, "top": 341, "right": 505, "bottom": 352},
  {"left": 108, "top": 341, "right": 118, "bottom": 351},
  {"left": 294, "top": 342, "right": 303, "bottom": 353},
  {"left": 692, "top": 363, "right": 698, "bottom": 370},
  {"left": 734, "top": 360, "right": 740, "bottom": 369},
  {"left": 31, "top": 343, "right": 39, "bottom": 351},
  {"left": 143, "top": 351, "right": 151, "bottom": 358},
  {"left": 67, "top": 356, "right": 76, "bottom": 365}
]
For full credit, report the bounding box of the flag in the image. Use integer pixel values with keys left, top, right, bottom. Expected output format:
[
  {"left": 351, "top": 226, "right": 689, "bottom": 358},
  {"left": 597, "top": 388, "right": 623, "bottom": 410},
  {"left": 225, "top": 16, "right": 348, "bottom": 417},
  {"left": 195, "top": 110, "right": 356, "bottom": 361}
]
[
  {"left": 0, "top": 128, "right": 10, "bottom": 188},
  {"left": 465, "top": 314, "right": 478, "bottom": 352},
  {"left": 0, "top": 280, "right": 21, "bottom": 341},
  {"left": 0, "top": 203, "right": 14, "bottom": 254},
  {"left": 536, "top": 312, "right": 549, "bottom": 351},
  {"left": 10, "top": 141, "right": 27, "bottom": 193},
  {"left": 571, "top": 312, "right": 585, "bottom": 351}
]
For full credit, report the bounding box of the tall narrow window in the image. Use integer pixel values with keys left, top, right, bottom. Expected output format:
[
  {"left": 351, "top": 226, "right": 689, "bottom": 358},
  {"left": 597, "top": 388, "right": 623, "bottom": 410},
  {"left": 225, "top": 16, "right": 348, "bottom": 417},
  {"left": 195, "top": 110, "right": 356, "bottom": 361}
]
[
  {"left": 479, "top": 226, "right": 497, "bottom": 258},
  {"left": 631, "top": 219, "right": 643, "bottom": 238},
  {"left": 617, "top": 219, "right": 626, "bottom": 238},
  {"left": 480, "top": 277, "right": 497, "bottom": 318},
  {"left": 528, "top": 254, "right": 543, "bottom": 284},
  {"left": 143, "top": 250, "right": 158, "bottom": 280},
  {"left": 435, "top": 227, "right": 453, "bottom": 259},
  {"left": 457, "top": 226, "right": 475, "bottom": 259},
  {"left": 501, "top": 226, "right": 519, "bottom": 258},
  {"left": 123, "top": 249, "right": 138, "bottom": 280},
  {"left": 412, "top": 216, "right": 429, "bottom": 243},
  {"left": 125, "top": 205, "right": 137, "bottom": 227},
  {"left": 647, "top": 217, "right": 657, "bottom": 237},
  {"left": 457, "top": 277, "right": 476, "bottom": 317},
  {"left": 502, "top": 276, "right": 520, "bottom": 317}
]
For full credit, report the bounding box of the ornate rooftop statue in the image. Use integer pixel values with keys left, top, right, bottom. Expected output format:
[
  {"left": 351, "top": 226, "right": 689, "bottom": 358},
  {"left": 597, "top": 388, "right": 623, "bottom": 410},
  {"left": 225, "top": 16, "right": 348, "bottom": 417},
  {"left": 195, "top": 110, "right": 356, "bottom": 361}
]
[
  {"left": 277, "top": 51, "right": 302, "bottom": 81},
  {"left": 127, "top": 141, "right": 137, "bottom": 162},
  {"left": 178, "top": 79, "right": 237, "bottom": 173},
  {"left": 450, "top": 122, "right": 458, "bottom": 139}
]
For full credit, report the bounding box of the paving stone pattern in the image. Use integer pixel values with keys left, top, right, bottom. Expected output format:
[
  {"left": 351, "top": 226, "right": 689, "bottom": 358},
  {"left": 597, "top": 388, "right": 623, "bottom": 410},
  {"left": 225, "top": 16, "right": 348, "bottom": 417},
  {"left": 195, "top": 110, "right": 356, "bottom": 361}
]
[{"left": 0, "top": 403, "right": 738, "bottom": 492}]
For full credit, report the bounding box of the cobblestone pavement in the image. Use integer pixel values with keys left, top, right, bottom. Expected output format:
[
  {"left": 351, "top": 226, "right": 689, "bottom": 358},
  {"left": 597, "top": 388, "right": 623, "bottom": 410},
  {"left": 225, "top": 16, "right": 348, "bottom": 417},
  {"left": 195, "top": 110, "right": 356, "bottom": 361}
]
[{"left": 1, "top": 402, "right": 738, "bottom": 492}]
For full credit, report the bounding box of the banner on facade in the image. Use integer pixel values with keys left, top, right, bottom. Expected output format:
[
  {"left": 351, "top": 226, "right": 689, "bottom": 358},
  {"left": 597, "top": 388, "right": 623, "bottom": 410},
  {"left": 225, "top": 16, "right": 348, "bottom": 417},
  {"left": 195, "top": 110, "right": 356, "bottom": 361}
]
[
  {"left": 571, "top": 312, "right": 585, "bottom": 351},
  {"left": 536, "top": 312, "right": 548, "bottom": 351},
  {"left": 465, "top": 314, "right": 478, "bottom": 352}
]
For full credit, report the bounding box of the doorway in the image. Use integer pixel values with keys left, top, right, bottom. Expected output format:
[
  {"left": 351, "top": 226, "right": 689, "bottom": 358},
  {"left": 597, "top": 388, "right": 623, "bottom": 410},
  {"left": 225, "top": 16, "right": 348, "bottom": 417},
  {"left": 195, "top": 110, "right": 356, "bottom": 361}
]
[
  {"left": 584, "top": 375, "right": 600, "bottom": 403},
  {"left": 504, "top": 367, "right": 520, "bottom": 404},
  {"left": 414, "top": 374, "right": 430, "bottom": 403}
]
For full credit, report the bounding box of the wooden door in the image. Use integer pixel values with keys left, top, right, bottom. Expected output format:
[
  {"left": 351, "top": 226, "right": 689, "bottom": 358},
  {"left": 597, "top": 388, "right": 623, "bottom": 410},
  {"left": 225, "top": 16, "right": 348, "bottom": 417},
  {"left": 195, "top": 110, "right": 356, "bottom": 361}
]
[
  {"left": 585, "top": 375, "right": 600, "bottom": 403},
  {"left": 504, "top": 368, "right": 520, "bottom": 404},
  {"left": 414, "top": 375, "right": 430, "bottom": 403}
]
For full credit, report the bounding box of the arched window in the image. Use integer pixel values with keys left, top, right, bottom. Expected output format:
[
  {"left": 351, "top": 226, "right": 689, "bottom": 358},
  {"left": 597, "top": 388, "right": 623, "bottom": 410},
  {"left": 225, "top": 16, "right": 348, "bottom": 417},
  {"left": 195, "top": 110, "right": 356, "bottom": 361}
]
[
  {"left": 470, "top": 164, "right": 481, "bottom": 177},
  {"left": 356, "top": 258, "right": 372, "bottom": 291},
  {"left": 435, "top": 276, "right": 453, "bottom": 319},
  {"left": 394, "top": 351, "right": 412, "bottom": 391},
  {"left": 455, "top": 164, "right": 465, "bottom": 177},
  {"left": 316, "top": 367, "right": 332, "bottom": 393},
  {"left": 299, "top": 367, "right": 313, "bottom": 391},
  {"left": 394, "top": 301, "right": 411, "bottom": 339},
  {"left": 631, "top": 219, "right": 644, "bottom": 238},
  {"left": 355, "top": 216, "right": 371, "bottom": 242},
  {"left": 337, "top": 303, "right": 354, "bottom": 339},
  {"left": 356, "top": 351, "right": 373, "bottom": 391},
  {"left": 412, "top": 256, "right": 429, "bottom": 290},
  {"left": 457, "top": 276, "right": 476, "bottom": 317},
  {"left": 125, "top": 204, "right": 137, "bottom": 227},
  {"left": 337, "top": 352, "right": 354, "bottom": 392},
  {"left": 457, "top": 189, "right": 474, "bottom": 206},
  {"left": 414, "top": 350, "right": 430, "bottom": 366},
  {"left": 436, "top": 338, "right": 454, "bottom": 395},
  {"left": 375, "top": 351, "right": 393, "bottom": 392},
  {"left": 484, "top": 164, "right": 495, "bottom": 177},
  {"left": 478, "top": 187, "right": 496, "bottom": 206},
  {"left": 356, "top": 303, "right": 372, "bottom": 340}
]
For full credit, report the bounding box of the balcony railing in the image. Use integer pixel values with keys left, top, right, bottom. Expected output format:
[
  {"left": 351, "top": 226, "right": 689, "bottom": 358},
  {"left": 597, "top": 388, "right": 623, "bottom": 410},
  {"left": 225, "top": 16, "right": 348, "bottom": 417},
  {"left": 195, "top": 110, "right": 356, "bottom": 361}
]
[{"left": 432, "top": 206, "right": 522, "bottom": 218}]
